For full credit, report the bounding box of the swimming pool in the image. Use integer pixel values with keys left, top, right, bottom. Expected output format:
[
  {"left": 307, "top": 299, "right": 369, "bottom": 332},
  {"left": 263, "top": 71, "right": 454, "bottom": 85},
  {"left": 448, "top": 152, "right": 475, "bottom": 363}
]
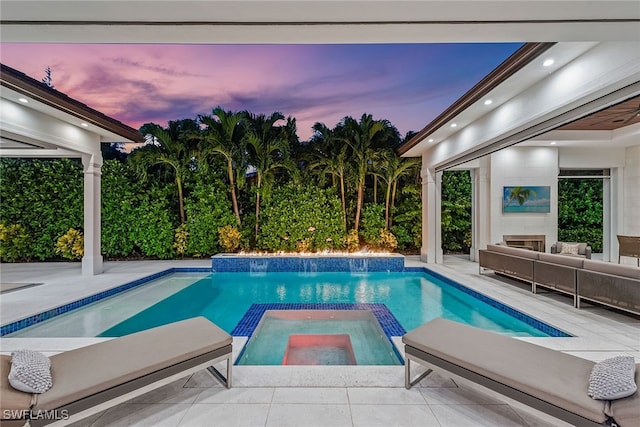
[{"left": 5, "top": 269, "right": 568, "bottom": 338}]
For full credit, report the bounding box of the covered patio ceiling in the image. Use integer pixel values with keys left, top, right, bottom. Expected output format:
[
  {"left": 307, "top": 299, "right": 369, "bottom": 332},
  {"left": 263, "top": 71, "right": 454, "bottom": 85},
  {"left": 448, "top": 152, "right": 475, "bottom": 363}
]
[{"left": 1, "top": 0, "right": 639, "bottom": 44}]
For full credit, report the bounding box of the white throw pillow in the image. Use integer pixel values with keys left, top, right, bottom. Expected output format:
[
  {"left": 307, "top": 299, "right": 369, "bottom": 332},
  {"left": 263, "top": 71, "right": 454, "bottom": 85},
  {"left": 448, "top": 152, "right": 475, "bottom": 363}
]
[
  {"left": 588, "top": 356, "right": 637, "bottom": 400},
  {"left": 8, "top": 350, "right": 53, "bottom": 394},
  {"left": 560, "top": 243, "right": 580, "bottom": 256}
]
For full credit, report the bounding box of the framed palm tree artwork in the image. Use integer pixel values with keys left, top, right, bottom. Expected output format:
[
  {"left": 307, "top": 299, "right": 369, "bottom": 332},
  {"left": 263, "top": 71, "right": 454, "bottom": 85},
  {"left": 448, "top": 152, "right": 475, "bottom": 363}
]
[{"left": 502, "top": 186, "right": 551, "bottom": 213}]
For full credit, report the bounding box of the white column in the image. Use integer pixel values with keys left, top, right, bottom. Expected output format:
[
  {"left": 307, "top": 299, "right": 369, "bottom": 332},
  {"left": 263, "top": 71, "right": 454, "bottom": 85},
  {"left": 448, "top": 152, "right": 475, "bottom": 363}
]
[
  {"left": 421, "top": 165, "right": 440, "bottom": 263},
  {"left": 435, "top": 170, "right": 443, "bottom": 263},
  {"left": 470, "top": 158, "right": 491, "bottom": 262},
  {"left": 82, "top": 153, "right": 103, "bottom": 275},
  {"left": 609, "top": 167, "right": 625, "bottom": 263}
]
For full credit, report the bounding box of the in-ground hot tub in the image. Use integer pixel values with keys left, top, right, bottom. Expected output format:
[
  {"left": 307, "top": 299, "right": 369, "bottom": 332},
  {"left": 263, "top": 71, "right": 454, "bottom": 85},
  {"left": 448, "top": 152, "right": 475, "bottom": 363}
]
[{"left": 237, "top": 310, "right": 402, "bottom": 365}]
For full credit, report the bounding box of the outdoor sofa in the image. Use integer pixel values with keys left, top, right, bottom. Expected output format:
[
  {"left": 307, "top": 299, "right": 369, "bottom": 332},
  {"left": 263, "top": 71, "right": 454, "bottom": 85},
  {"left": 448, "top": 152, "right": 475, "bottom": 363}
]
[
  {"left": 479, "top": 244, "right": 640, "bottom": 315},
  {"left": 1, "top": 317, "right": 232, "bottom": 426},
  {"left": 403, "top": 318, "right": 640, "bottom": 427}
]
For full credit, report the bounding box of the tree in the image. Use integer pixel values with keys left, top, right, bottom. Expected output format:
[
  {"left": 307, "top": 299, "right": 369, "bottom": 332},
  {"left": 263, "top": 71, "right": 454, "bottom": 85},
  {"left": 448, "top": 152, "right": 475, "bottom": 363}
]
[
  {"left": 245, "top": 112, "right": 295, "bottom": 241},
  {"left": 42, "top": 66, "right": 54, "bottom": 89},
  {"left": 308, "top": 122, "right": 349, "bottom": 231},
  {"left": 199, "top": 107, "right": 247, "bottom": 226},
  {"left": 131, "top": 120, "right": 199, "bottom": 224},
  {"left": 377, "top": 150, "right": 421, "bottom": 228},
  {"left": 340, "top": 114, "right": 393, "bottom": 231}
]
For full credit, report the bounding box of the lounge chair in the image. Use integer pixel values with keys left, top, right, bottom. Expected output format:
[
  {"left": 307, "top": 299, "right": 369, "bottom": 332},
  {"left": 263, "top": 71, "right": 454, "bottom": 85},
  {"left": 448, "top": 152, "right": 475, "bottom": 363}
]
[
  {"left": 617, "top": 235, "right": 640, "bottom": 266},
  {"left": 403, "top": 318, "right": 639, "bottom": 427},
  {"left": 1, "top": 317, "right": 232, "bottom": 426}
]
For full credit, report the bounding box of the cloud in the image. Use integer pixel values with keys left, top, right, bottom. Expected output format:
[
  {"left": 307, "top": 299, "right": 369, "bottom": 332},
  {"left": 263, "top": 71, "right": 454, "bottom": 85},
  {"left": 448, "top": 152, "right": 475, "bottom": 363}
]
[{"left": 0, "top": 42, "right": 521, "bottom": 140}]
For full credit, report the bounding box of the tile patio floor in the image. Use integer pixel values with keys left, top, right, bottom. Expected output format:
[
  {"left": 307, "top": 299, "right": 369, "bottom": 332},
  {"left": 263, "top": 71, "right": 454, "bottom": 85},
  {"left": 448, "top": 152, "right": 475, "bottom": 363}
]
[{"left": 1, "top": 256, "right": 638, "bottom": 426}]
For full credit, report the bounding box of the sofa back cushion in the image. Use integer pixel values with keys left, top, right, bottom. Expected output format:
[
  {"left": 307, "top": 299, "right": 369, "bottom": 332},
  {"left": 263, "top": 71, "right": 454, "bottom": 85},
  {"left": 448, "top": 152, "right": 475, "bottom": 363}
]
[
  {"left": 539, "top": 253, "right": 585, "bottom": 268},
  {"left": 487, "top": 244, "right": 540, "bottom": 260},
  {"left": 582, "top": 260, "right": 640, "bottom": 280}
]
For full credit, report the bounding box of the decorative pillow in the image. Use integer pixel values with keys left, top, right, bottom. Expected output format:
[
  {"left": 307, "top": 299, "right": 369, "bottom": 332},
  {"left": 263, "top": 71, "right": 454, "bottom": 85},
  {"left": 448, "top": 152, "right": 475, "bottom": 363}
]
[
  {"left": 560, "top": 243, "right": 580, "bottom": 256},
  {"left": 588, "top": 356, "right": 637, "bottom": 400},
  {"left": 8, "top": 350, "right": 53, "bottom": 394}
]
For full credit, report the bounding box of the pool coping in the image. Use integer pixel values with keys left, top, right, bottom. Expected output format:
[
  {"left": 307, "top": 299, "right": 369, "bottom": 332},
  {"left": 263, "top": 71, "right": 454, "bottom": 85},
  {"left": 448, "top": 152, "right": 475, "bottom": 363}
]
[{"left": 0, "top": 266, "right": 571, "bottom": 338}]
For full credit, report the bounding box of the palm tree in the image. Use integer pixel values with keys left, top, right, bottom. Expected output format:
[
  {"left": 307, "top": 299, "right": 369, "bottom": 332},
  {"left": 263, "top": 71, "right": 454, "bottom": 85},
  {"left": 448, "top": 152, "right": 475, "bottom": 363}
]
[
  {"left": 132, "top": 120, "right": 198, "bottom": 224},
  {"left": 340, "top": 114, "right": 391, "bottom": 231},
  {"left": 505, "top": 186, "right": 537, "bottom": 207},
  {"left": 377, "top": 150, "right": 421, "bottom": 228},
  {"left": 245, "top": 112, "right": 295, "bottom": 241},
  {"left": 199, "top": 107, "right": 247, "bottom": 226},
  {"left": 308, "top": 122, "right": 349, "bottom": 231}
]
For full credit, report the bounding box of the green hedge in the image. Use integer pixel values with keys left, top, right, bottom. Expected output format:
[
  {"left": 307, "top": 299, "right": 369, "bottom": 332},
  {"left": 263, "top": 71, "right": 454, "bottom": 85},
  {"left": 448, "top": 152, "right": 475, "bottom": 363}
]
[
  {"left": 257, "top": 184, "right": 345, "bottom": 252},
  {"left": 184, "top": 182, "right": 237, "bottom": 256},
  {"left": 0, "top": 158, "right": 83, "bottom": 260}
]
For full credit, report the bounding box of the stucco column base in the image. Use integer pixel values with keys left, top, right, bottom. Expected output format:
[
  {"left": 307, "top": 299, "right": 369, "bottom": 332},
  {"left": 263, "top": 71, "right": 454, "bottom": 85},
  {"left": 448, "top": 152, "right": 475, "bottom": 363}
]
[{"left": 82, "top": 255, "right": 104, "bottom": 276}]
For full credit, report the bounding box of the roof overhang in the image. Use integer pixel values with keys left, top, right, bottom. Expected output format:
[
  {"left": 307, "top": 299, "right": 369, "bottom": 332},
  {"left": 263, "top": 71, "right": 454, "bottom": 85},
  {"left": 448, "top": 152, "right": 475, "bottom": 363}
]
[
  {"left": 400, "top": 41, "right": 640, "bottom": 170},
  {"left": 1, "top": 64, "right": 143, "bottom": 146}
]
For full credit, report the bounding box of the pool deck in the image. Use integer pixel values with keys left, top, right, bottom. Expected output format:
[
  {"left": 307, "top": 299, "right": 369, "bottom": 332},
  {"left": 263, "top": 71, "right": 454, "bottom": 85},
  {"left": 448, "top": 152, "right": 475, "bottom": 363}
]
[{"left": 1, "top": 256, "right": 638, "bottom": 427}]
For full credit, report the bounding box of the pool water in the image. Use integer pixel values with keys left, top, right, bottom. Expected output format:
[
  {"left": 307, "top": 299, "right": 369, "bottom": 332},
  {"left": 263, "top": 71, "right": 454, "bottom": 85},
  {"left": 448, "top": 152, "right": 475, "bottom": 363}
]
[
  {"left": 238, "top": 310, "right": 401, "bottom": 365},
  {"left": 9, "top": 271, "right": 556, "bottom": 338}
]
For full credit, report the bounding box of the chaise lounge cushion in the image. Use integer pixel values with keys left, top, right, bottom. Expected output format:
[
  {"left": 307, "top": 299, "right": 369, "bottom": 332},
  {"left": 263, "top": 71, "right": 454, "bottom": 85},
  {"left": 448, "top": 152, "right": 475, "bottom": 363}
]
[
  {"left": 34, "top": 317, "right": 232, "bottom": 411},
  {"left": 1, "top": 355, "right": 35, "bottom": 421},
  {"left": 403, "top": 318, "right": 607, "bottom": 424},
  {"left": 608, "top": 367, "right": 640, "bottom": 426}
]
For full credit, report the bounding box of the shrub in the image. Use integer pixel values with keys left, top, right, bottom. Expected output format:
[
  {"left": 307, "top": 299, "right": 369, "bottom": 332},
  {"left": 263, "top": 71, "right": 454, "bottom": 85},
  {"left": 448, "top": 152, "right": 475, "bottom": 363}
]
[
  {"left": 218, "top": 225, "right": 241, "bottom": 253},
  {"left": 0, "top": 223, "right": 30, "bottom": 262},
  {"left": 378, "top": 228, "right": 398, "bottom": 251},
  {"left": 360, "top": 204, "right": 386, "bottom": 247},
  {"left": 173, "top": 224, "right": 188, "bottom": 256},
  {"left": 185, "top": 183, "right": 236, "bottom": 256},
  {"left": 0, "top": 158, "right": 83, "bottom": 260},
  {"left": 344, "top": 229, "right": 360, "bottom": 252},
  {"left": 55, "top": 228, "right": 84, "bottom": 260},
  {"left": 257, "top": 184, "right": 344, "bottom": 252}
]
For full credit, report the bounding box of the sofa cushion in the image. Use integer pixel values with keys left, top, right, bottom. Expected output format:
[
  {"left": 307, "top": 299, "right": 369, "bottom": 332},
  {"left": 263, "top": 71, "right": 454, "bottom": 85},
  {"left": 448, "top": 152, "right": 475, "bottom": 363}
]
[
  {"left": 557, "top": 242, "right": 587, "bottom": 255},
  {"left": 403, "top": 318, "right": 607, "bottom": 423},
  {"left": 487, "top": 244, "right": 540, "bottom": 260},
  {"left": 538, "top": 253, "right": 585, "bottom": 268},
  {"left": 583, "top": 260, "right": 640, "bottom": 280}
]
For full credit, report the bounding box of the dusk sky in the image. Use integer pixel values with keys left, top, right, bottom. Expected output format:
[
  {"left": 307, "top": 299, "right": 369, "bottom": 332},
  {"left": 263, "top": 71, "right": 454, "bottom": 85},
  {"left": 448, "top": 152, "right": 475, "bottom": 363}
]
[{"left": 1, "top": 43, "right": 522, "bottom": 141}]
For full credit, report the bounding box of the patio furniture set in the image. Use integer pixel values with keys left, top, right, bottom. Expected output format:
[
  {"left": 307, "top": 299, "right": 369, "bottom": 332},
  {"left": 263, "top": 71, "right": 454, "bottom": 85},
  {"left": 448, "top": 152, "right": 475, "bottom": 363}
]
[{"left": 479, "top": 242, "right": 640, "bottom": 316}]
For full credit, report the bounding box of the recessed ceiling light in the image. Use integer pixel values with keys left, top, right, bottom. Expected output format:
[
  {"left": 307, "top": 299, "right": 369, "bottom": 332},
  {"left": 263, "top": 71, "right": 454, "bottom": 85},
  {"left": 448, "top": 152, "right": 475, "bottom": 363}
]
[
  {"left": 428, "top": 138, "right": 434, "bottom": 143},
  {"left": 450, "top": 123, "right": 457, "bottom": 128},
  {"left": 18, "top": 98, "right": 28, "bottom": 103},
  {"left": 550, "top": 141, "right": 557, "bottom": 145},
  {"left": 80, "top": 122, "right": 89, "bottom": 127},
  {"left": 543, "top": 59, "right": 555, "bottom": 67},
  {"left": 484, "top": 99, "right": 493, "bottom": 105}
]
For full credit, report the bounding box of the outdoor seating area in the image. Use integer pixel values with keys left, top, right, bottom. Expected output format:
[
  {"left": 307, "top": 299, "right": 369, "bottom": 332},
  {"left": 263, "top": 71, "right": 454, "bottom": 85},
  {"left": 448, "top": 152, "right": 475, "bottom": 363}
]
[
  {"left": 0, "top": 317, "right": 232, "bottom": 426},
  {"left": 403, "top": 318, "right": 640, "bottom": 427},
  {"left": 479, "top": 243, "right": 640, "bottom": 315}
]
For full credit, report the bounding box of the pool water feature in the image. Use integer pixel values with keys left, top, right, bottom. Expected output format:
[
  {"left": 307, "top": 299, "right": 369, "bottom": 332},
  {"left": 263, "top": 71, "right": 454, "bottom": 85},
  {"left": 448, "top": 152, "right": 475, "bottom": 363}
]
[
  {"left": 6, "top": 270, "right": 568, "bottom": 339},
  {"left": 237, "top": 310, "right": 401, "bottom": 365}
]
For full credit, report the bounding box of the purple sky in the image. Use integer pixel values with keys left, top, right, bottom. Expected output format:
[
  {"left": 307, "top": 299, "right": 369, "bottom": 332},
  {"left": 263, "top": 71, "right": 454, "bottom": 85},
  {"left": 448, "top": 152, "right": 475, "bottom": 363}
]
[{"left": 1, "top": 43, "right": 521, "bottom": 140}]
